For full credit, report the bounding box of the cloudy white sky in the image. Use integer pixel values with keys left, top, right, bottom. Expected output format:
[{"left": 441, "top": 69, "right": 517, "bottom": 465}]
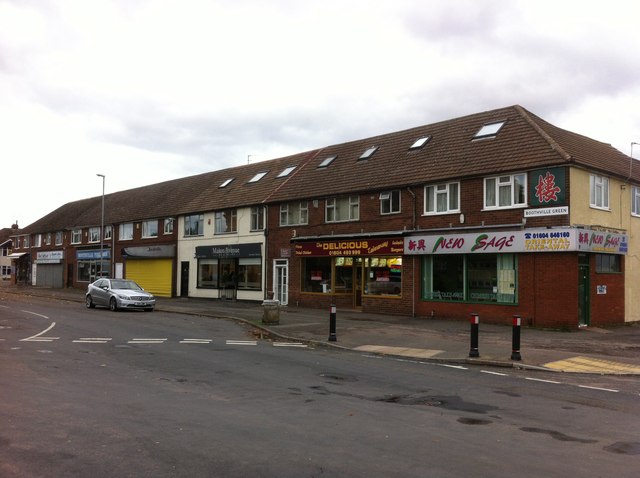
[{"left": 1, "top": 0, "right": 639, "bottom": 228}]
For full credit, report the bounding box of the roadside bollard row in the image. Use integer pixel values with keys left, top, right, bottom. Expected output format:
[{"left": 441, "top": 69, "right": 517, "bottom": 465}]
[{"left": 469, "top": 313, "right": 523, "bottom": 361}]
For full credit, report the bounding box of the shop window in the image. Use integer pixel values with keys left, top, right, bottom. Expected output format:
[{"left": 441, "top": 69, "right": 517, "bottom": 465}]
[
  {"left": 142, "top": 220, "right": 158, "bottom": 238},
  {"left": 326, "top": 196, "right": 359, "bottom": 223},
  {"left": 215, "top": 209, "right": 237, "bottom": 234},
  {"left": 424, "top": 182, "right": 459, "bottom": 215},
  {"left": 334, "top": 257, "right": 354, "bottom": 293},
  {"left": 197, "top": 258, "right": 262, "bottom": 290},
  {"left": 589, "top": 174, "right": 609, "bottom": 210},
  {"left": 380, "top": 190, "right": 401, "bottom": 215},
  {"left": 302, "top": 257, "right": 332, "bottom": 293},
  {"left": 423, "top": 254, "right": 516, "bottom": 304},
  {"left": 595, "top": 254, "right": 621, "bottom": 273},
  {"left": 238, "top": 258, "right": 262, "bottom": 290},
  {"left": 197, "top": 259, "right": 219, "bottom": 288},
  {"left": 484, "top": 174, "right": 526, "bottom": 209},
  {"left": 364, "top": 257, "right": 402, "bottom": 296}
]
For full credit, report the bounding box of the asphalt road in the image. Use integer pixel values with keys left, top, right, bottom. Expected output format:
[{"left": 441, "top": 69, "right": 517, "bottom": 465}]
[{"left": 1, "top": 295, "right": 638, "bottom": 477}]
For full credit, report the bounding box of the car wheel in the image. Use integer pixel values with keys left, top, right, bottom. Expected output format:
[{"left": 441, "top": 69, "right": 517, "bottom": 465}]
[
  {"left": 109, "top": 297, "right": 118, "bottom": 312},
  {"left": 85, "top": 295, "right": 95, "bottom": 309}
]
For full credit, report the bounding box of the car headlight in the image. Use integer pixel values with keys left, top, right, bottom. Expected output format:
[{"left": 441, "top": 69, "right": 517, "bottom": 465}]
[{"left": 116, "top": 294, "right": 130, "bottom": 300}]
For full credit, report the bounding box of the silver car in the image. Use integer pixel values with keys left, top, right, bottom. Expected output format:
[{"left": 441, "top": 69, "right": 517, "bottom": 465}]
[{"left": 85, "top": 278, "right": 156, "bottom": 312}]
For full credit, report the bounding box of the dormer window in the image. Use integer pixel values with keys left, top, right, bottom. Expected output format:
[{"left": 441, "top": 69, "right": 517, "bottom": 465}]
[
  {"left": 248, "top": 171, "right": 268, "bottom": 183},
  {"left": 359, "top": 146, "right": 378, "bottom": 160},
  {"left": 409, "top": 136, "right": 431, "bottom": 149},
  {"left": 474, "top": 121, "right": 506, "bottom": 139}
]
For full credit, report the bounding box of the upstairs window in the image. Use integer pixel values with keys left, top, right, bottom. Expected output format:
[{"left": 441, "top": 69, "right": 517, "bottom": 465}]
[
  {"left": 590, "top": 174, "right": 609, "bottom": 210},
  {"left": 34, "top": 234, "right": 42, "bottom": 247},
  {"left": 380, "top": 190, "right": 401, "bottom": 215},
  {"left": 71, "top": 229, "right": 82, "bottom": 244},
  {"left": 632, "top": 186, "right": 640, "bottom": 217},
  {"left": 104, "top": 225, "right": 112, "bottom": 240},
  {"left": 164, "top": 218, "right": 174, "bottom": 234},
  {"left": 142, "top": 220, "right": 159, "bottom": 238},
  {"left": 215, "top": 209, "right": 237, "bottom": 234},
  {"left": 248, "top": 171, "right": 268, "bottom": 183},
  {"left": 326, "top": 196, "right": 359, "bottom": 222},
  {"left": 184, "top": 215, "right": 204, "bottom": 237},
  {"left": 425, "top": 182, "right": 460, "bottom": 214},
  {"left": 88, "top": 227, "right": 100, "bottom": 243},
  {"left": 280, "top": 201, "right": 308, "bottom": 226},
  {"left": 55, "top": 231, "right": 63, "bottom": 245},
  {"left": 45, "top": 233, "right": 51, "bottom": 245},
  {"left": 119, "top": 223, "right": 133, "bottom": 241},
  {"left": 484, "top": 173, "right": 526, "bottom": 209},
  {"left": 251, "top": 206, "right": 266, "bottom": 231}
]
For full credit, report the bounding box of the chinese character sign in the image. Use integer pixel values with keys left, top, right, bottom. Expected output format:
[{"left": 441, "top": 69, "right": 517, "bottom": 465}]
[{"left": 529, "top": 167, "right": 566, "bottom": 206}]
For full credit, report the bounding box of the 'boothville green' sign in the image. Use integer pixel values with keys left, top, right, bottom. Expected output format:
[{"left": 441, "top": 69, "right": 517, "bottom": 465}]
[{"left": 528, "top": 167, "right": 566, "bottom": 206}]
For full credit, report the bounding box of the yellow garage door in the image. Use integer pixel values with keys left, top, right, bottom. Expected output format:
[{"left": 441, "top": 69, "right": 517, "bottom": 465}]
[{"left": 126, "top": 259, "right": 172, "bottom": 297}]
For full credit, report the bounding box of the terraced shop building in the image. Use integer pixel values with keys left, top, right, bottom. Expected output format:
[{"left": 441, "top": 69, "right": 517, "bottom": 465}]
[{"left": 264, "top": 105, "right": 635, "bottom": 328}]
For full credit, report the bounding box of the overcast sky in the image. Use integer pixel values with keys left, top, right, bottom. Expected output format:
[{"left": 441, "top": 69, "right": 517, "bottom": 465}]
[{"left": 1, "top": 0, "right": 639, "bottom": 228}]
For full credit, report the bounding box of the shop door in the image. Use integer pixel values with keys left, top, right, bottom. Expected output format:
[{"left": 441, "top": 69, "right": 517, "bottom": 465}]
[
  {"left": 274, "top": 259, "right": 288, "bottom": 306},
  {"left": 578, "top": 255, "right": 590, "bottom": 326},
  {"left": 353, "top": 258, "right": 363, "bottom": 308},
  {"left": 180, "top": 262, "right": 189, "bottom": 297}
]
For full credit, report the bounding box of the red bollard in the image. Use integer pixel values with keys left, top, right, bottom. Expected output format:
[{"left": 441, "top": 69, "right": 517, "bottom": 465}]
[
  {"left": 511, "top": 314, "right": 522, "bottom": 361},
  {"left": 469, "top": 313, "right": 480, "bottom": 358}
]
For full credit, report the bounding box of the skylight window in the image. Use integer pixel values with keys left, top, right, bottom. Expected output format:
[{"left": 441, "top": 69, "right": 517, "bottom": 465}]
[
  {"left": 318, "top": 155, "right": 337, "bottom": 168},
  {"left": 219, "top": 178, "right": 234, "bottom": 188},
  {"left": 474, "top": 121, "right": 506, "bottom": 139},
  {"left": 277, "top": 166, "right": 296, "bottom": 178},
  {"left": 359, "top": 146, "right": 378, "bottom": 160},
  {"left": 409, "top": 136, "right": 431, "bottom": 149},
  {"left": 248, "top": 171, "right": 268, "bottom": 183}
]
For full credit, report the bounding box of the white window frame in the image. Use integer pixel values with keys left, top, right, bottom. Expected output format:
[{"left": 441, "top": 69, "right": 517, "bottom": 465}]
[
  {"left": 88, "top": 227, "right": 100, "bottom": 243},
  {"left": 214, "top": 209, "right": 238, "bottom": 235},
  {"left": 280, "top": 201, "right": 308, "bottom": 226},
  {"left": 104, "top": 225, "right": 112, "bottom": 240},
  {"left": 184, "top": 214, "right": 204, "bottom": 237},
  {"left": 632, "top": 186, "right": 640, "bottom": 217},
  {"left": 251, "top": 206, "right": 266, "bottom": 231},
  {"left": 326, "top": 196, "right": 360, "bottom": 223},
  {"left": 119, "top": 223, "right": 134, "bottom": 241},
  {"left": 424, "top": 182, "right": 460, "bottom": 215},
  {"left": 380, "top": 190, "right": 401, "bottom": 215},
  {"left": 142, "top": 220, "right": 159, "bottom": 238},
  {"left": 164, "top": 218, "right": 174, "bottom": 234},
  {"left": 590, "top": 174, "right": 610, "bottom": 210},
  {"left": 484, "top": 173, "right": 527, "bottom": 209},
  {"left": 71, "top": 229, "right": 82, "bottom": 244},
  {"left": 55, "top": 231, "right": 63, "bottom": 245},
  {"left": 34, "top": 234, "right": 42, "bottom": 247}
]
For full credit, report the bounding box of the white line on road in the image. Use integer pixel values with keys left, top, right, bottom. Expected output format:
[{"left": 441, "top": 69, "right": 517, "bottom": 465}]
[
  {"left": 128, "top": 338, "right": 167, "bottom": 344},
  {"left": 73, "top": 338, "right": 113, "bottom": 344},
  {"left": 578, "top": 385, "right": 619, "bottom": 393},
  {"left": 20, "top": 322, "right": 59, "bottom": 342},
  {"left": 437, "top": 364, "right": 468, "bottom": 370},
  {"left": 480, "top": 370, "right": 508, "bottom": 376},
  {"left": 21, "top": 310, "right": 49, "bottom": 319},
  {"left": 180, "top": 339, "right": 212, "bottom": 344},
  {"left": 226, "top": 340, "right": 257, "bottom": 346},
  {"left": 525, "top": 377, "right": 562, "bottom": 384},
  {"left": 273, "top": 342, "right": 308, "bottom": 348}
]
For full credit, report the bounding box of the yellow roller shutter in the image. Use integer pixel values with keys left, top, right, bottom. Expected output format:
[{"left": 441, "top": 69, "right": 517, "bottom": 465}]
[{"left": 126, "top": 259, "right": 172, "bottom": 297}]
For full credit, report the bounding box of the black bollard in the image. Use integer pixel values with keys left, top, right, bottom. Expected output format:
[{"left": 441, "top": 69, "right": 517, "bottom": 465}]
[
  {"left": 511, "top": 314, "right": 522, "bottom": 361},
  {"left": 469, "top": 313, "right": 480, "bottom": 358},
  {"left": 328, "top": 304, "right": 337, "bottom": 342}
]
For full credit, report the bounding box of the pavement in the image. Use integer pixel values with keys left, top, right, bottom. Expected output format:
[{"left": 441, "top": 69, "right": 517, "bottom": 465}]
[{"left": 2, "top": 282, "right": 640, "bottom": 375}]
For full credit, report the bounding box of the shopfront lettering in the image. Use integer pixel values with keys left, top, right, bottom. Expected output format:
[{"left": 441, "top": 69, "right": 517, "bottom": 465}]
[
  {"left": 321, "top": 241, "right": 369, "bottom": 251},
  {"left": 471, "top": 234, "right": 514, "bottom": 252},
  {"left": 432, "top": 237, "right": 464, "bottom": 252}
]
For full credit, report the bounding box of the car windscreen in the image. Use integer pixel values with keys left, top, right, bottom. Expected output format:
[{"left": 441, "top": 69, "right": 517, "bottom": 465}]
[{"left": 110, "top": 280, "right": 142, "bottom": 290}]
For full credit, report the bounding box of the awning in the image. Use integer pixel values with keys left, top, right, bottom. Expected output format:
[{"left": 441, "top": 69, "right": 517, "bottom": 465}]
[{"left": 7, "top": 252, "right": 27, "bottom": 259}]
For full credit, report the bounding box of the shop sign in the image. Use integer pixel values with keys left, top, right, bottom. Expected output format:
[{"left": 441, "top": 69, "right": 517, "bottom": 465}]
[
  {"left": 524, "top": 206, "right": 569, "bottom": 217},
  {"left": 77, "top": 249, "right": 111, "bottom": 260},
  {"left": 294, "top": 238, "right": 404, "bottom": 257},
  {"left": 122, "top": 245, "right": 176, "bottom": 258},
  {"left": 405, "top": 228, "right": 628, "bottom": 255},
  {"left": 195, "top": 243, "right": 262, "bottom": 259},
  {"left": 36, "top": 250, "right": 64, "bottom": 261},
  {"left": 529, "top": 167, "right": 566, "bottom": 206}
]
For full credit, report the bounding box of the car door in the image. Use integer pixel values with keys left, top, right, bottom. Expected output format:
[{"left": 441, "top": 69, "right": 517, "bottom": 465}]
[{"left": 93, "top": 279, "right": 108, "bottom": 306}]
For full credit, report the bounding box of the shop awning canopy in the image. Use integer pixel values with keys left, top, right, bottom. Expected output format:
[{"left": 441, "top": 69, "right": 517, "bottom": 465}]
[{"left": 7, "top": 252, "right": 27, "bottom": 258}]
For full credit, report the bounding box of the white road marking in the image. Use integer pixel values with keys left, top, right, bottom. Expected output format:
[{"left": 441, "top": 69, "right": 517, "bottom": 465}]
[
  {"left": 525, "top": 377, "right": 562, "bottom": 384},
  {"left": 21, "top": 310, "right": 49, "bottom": 319},
  {"left": 128, "top": 338, "right": 167, "bottom": 344},
  {"left": 578, "top": 385, "right": 619, "bottom": 393},
  {"left": 180, "top": 339, "right": 212, "bottom": 344},
  {"left": 481, "top": 370, "right": 508, "bottom": 376},
  {"left": 20, "top": 322, "right": 59, "bottom": 342},
  {"left": 437, "top": 364, "right": 468, "bottom": 370},
  {"left": 273, "top": 342, "right": 308, "bottom": 348},
  {"left": 226, "top": 340, "right": 257, "bottom": 346},
  {"left": 73, "top": 338, "right": 112, "bottom": 344}
]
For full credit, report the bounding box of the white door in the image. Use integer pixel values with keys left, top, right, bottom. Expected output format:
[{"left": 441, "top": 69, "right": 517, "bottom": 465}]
[{"left": 274, "top": 259, "right": 288, "bottom": 306}]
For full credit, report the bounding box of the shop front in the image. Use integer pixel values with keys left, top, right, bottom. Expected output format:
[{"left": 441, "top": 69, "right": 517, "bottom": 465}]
[
  {"left": 122, "top": 245, "right": 176, "bottom": 297},
  {"left": 194, "top": 243, "right": 264, "bottom": 301},
  {"left": 293, "top": 237, "right": 406, "bottom": 312},
  {"left": 33, "top": 250, "right": 64, "bottom": 288},
  {"left": 77, "top": 249, "right": 111, "bottom": 285},
  {"left": 405, "top": 227, "right": 628, "bottom": 328}
]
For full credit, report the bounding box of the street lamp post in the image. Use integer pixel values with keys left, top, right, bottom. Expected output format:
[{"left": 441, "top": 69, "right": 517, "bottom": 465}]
[{"left": 97, "top": 174, "right": 105, "bottom": 278}]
